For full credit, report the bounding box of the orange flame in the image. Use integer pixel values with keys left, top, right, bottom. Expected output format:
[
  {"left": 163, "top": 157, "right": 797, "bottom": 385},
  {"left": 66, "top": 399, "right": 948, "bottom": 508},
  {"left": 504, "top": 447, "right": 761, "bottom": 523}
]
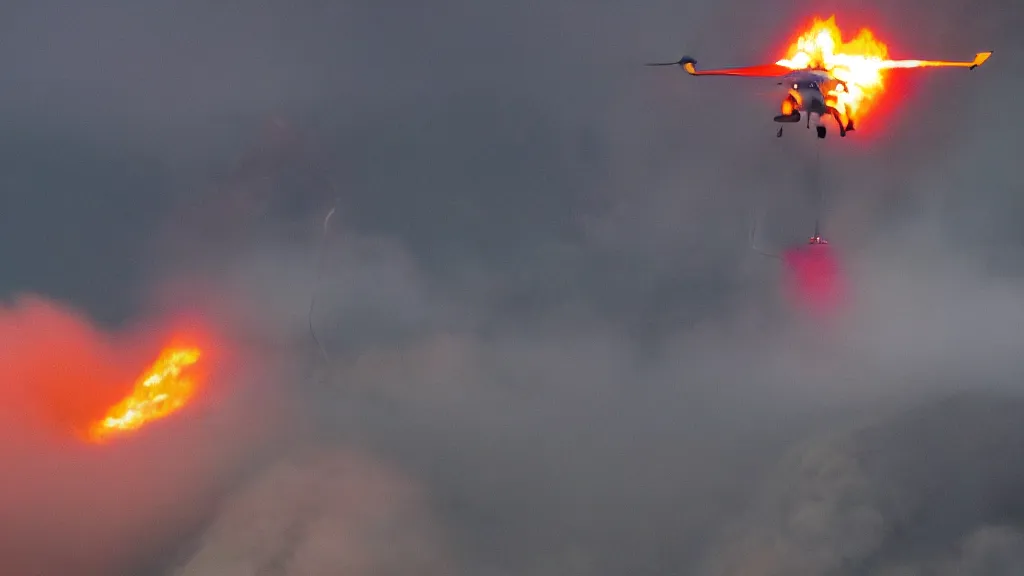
[
  {"left": 775, "top": 16, "right": 892, "bottom": 121},
  {"left": 87, "top": 346, "right": 202, "bottom": 442},
  {"left": 774, "top": 16, "right": 990, "bottom": 124}
]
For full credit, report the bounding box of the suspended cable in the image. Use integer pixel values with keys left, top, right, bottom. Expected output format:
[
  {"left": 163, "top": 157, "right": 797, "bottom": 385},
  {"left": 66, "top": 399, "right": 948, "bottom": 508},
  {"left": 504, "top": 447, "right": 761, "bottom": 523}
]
[{"left": 309, "top": 201, "right": 337, "bottom": 366}]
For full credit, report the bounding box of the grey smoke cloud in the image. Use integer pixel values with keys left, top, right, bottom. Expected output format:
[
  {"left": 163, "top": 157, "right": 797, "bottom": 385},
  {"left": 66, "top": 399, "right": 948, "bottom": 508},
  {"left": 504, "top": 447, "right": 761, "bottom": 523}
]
[
  {"left": 0, "top": 296, "right": 284, "bottom": 575},
  {"left": 0, "top": 0, "right": 1021, "bottom": 574},
  {"left": 707, "top": 394, "right": 1024, "bottom": 575},
  {"left": 171, "top": 450, "right": 451, "bottom": 576}
]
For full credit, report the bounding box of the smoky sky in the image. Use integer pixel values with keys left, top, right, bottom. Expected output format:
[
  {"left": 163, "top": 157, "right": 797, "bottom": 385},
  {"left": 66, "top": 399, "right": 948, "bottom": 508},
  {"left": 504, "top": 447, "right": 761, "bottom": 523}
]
[{"left": 1, "top": 0, "right": 1024, "bottom": 574}]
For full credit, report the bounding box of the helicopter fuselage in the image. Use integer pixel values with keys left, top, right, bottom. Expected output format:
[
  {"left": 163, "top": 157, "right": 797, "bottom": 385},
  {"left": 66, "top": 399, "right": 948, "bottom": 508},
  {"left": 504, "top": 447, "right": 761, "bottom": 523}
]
[{"left": 773, "top": 69, "right": 854, "bottom": 138}]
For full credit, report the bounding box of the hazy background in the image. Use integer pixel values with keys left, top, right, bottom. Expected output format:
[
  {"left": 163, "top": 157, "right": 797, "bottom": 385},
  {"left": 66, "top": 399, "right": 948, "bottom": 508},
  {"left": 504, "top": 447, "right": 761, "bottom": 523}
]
[{"left": 0, "top": 0, "right": 1022, "bottom": 574}]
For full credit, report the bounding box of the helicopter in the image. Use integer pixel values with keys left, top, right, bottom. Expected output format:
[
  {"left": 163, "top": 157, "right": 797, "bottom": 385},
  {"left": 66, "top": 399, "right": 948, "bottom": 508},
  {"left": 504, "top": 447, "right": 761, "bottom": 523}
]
[{"left": 646, "top": 51, "right": 992, "bottom": 139}]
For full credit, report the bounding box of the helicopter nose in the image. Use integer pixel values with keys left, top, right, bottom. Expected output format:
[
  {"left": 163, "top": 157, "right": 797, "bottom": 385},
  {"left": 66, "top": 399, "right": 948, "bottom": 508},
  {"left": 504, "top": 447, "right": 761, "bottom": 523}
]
[{"left": 801, "top": 90, "right": 825, "bottom": 112}]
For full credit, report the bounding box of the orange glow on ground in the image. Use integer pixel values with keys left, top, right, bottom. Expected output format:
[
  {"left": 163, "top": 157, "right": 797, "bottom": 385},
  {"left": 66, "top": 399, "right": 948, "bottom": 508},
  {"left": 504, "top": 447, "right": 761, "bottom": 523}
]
[{"left": 86, "top": 345, "right": 203, "bottom": 443}]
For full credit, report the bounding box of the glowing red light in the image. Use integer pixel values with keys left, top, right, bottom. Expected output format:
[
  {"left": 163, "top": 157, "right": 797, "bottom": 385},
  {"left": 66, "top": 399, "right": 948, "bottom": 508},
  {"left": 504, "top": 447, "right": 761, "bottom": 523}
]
[{"left": 782, "top": 243, "right": 846, "bottom": 315}]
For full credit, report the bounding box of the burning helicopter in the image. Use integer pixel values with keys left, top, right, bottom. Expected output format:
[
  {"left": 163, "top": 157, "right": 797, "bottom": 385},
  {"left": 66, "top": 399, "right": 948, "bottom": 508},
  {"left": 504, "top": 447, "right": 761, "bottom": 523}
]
[{"left": 646, "top": 16, "right": 992, "bottom": 138}]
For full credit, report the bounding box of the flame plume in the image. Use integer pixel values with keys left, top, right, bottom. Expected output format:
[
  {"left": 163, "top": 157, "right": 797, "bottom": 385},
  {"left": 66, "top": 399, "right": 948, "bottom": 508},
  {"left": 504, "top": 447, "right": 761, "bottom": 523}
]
[
  {"left": 87, "top": 346, "right": 202, "bottom": 442},
  {"left": 775, "top": 16, "right": 989, "bottom": 123},
  {"left": 775, "top": 16, "right": 893, "bottom": 121}
]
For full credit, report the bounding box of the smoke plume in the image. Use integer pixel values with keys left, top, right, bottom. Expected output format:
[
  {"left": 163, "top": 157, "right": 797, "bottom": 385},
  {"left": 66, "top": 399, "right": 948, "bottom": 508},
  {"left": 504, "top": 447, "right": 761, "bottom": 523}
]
[
  {"left": 0, "top": 295, "right": 281, "bottom": 575},
  {"left": 0, "top": 0, "right": 1021, "bottom": 574}
]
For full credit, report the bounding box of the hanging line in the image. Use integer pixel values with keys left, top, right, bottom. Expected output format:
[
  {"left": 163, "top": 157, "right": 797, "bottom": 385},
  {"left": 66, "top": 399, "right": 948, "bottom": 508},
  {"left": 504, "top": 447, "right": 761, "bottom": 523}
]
[
  {"left": 309, "top": 201, "right": 337, "bottom": 367},
  {"left": 812, "top": 141, "right": 824, "bottom": 237}
]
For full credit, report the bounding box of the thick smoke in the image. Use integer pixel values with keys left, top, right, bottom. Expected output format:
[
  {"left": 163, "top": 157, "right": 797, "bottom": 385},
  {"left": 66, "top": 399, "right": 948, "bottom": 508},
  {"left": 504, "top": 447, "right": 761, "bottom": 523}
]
[
  {"left": 0, "top": 0, "right": 1022, "bottom": 574},
  {"left": 0, "top": 295, "right": 282, "bottom": 575},
  {"left": 706, "top": 394, "right": 1024, "bottom": 574},
  {"left": 172, "top": 449, "right": 451, "bottom": 576}
]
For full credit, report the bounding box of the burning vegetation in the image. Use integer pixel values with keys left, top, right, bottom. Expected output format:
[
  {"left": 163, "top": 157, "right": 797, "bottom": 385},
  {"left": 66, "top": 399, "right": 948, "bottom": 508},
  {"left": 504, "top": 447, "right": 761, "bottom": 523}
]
[{"left": 87, "top": 345, "right": 204, "bottom": 443}]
